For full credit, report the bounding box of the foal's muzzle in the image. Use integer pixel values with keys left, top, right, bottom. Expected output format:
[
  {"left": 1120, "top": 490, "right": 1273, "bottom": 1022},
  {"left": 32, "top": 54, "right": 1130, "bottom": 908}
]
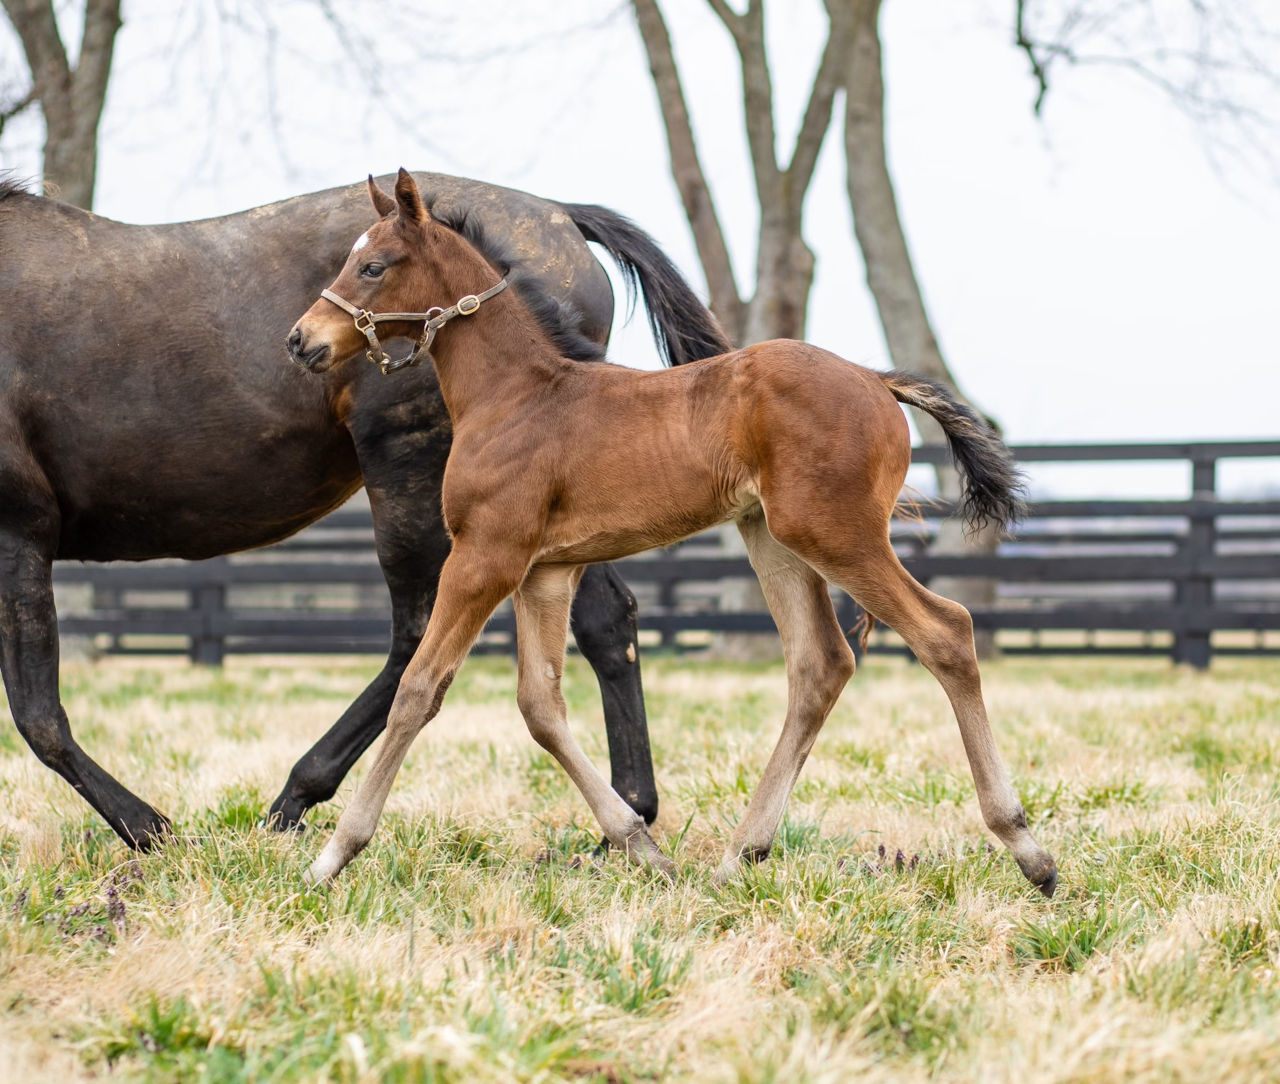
[{"left": 286, "top": 326, "right": 331, "bottom": 371}]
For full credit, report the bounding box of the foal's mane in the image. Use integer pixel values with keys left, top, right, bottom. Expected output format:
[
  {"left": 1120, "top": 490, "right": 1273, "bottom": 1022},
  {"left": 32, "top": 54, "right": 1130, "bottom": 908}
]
[{"left": 426, "top": 199, "right": 606, "bottom": 364}]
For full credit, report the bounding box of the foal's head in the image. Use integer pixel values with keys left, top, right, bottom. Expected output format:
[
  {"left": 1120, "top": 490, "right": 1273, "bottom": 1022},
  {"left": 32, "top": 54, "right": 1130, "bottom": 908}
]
[{"left": 287, "top": 168, "right": 494, "bottom": 374}]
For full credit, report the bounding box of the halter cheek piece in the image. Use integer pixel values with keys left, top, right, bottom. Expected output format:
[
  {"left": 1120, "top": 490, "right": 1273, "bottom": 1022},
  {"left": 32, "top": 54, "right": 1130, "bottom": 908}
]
[{"left": 320, "top": 277, "right": 508, "bottom": 375}]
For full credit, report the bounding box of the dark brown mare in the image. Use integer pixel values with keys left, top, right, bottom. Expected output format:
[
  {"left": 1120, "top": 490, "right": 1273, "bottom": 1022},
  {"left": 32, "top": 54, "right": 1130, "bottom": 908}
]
[
  {"left": 290, "top": 171, "right": 1059, "bottom": 896},
  {"left": 0, "top": 171, "right": 728, "bottom": 848}
]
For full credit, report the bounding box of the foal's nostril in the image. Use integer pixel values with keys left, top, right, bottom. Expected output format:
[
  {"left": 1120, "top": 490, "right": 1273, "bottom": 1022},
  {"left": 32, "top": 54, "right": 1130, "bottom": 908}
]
[{"left": 287, "top": 327, "right": 303, "bottom": 355}]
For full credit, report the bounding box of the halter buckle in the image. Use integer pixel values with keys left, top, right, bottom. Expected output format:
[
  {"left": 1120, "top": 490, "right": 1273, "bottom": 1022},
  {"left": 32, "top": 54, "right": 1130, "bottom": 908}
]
[
  {"left": 379, "top": 353, "right": 413, "bottom": 376},
  {"left": 456, "top": 295, "right": 480, "bottom": 316},
  {"left": 354, "top": 310, "right": 377, "bottom": 334}
]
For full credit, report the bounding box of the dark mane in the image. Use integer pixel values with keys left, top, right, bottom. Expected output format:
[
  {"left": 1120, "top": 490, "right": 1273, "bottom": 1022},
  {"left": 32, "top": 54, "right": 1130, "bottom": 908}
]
[
  {"left": 0, "top": 174, "right": 34, "bottom": 203},
  {"left": 427, "top": 199, "right": 606, "bottom": 363}
]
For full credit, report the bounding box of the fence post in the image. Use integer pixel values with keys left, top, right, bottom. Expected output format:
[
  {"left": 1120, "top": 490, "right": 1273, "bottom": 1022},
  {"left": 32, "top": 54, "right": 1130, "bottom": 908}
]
[
  {"left": 190, "top": 560, "right": 227, "bottom": 665},
  {"left": 1174, "top": 453, "right": 1216, "bottom": 669}
]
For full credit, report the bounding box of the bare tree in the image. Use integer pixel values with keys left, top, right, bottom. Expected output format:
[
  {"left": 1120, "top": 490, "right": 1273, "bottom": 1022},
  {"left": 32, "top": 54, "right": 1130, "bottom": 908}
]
[
  {"left": 632, "top": 0, "right": 845, "bottom": 347},
  {"left": 632, "top": 0, "right": 852, "bottom": 657},
  {"left": 634, "top": 0, "right": 1004, "bottom": 653},
  {"left": 1, "top": 0, "right": 121, "bottom": 208},
  {"left": 837, "top": 0, "right": 1003, "bottom": 650}
]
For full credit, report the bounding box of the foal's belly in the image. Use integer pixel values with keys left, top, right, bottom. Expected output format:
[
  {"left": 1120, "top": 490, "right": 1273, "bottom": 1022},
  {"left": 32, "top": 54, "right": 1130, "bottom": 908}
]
[{"left": 535, "top": 488, "right": 759, "bottom": 566}]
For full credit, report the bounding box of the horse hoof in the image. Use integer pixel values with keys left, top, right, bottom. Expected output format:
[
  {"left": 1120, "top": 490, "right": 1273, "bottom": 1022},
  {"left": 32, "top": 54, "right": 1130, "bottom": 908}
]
[
  {"left": 1036, "top": 867, "right": 1059, "bottom": 899},
  {"left": 710, "top": 859, "right": 737, "bottom": 889},
  {"left": 258, "top": 815, "right": 307, "bottom": 834},
  {"left": 305, "top": 845, "right": 345, "bottom": 887}
]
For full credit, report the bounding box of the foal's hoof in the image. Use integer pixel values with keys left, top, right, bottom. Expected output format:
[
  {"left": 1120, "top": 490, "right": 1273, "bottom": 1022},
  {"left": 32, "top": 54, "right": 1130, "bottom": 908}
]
[
  {"left": 623, "top": 829, "right": 675, "bottom": 879},
  {"left": 305, "top": 845, "right": 346, "bottom": 887},
  {"left": 1017, "top": 854, "right": 1060, "bottom": 899}
]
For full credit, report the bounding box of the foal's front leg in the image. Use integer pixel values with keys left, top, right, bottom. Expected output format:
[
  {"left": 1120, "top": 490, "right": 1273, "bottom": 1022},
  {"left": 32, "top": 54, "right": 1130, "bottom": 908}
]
[
  {"left": 513, "top": 565, "right": 674, "bottom": 875},
  {"left": 307, "top": 544, "right": 524, "bottom": 884}
]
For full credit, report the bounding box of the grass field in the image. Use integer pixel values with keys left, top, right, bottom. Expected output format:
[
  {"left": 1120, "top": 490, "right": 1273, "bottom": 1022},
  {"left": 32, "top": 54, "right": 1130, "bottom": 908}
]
[{"left": 2, "top": 653, "right": 1280, "bottom": 1082}]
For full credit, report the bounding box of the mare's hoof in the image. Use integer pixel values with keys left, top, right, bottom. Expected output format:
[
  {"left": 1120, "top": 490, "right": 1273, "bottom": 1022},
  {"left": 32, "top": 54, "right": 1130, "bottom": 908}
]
[
  {"left": 258, "top": 814, "right": 307, "bottom": 834},
  {"left": 262, "top": 800, "right": 309, "bottom": 833},
  {"left": 126, "top": 816, "right": 175, "bottom": 852}
]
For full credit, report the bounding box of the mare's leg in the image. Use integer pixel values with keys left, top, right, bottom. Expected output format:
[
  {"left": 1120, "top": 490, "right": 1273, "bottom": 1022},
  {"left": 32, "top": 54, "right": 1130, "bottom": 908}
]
[
  {"left": 0, "top": 523, "right": 170, "bottom": 847},
  {"left": 778, "top": 519, "right": 1058, "bottom": 897},
  {"left": 514, "top": 565, "right": 672, "bottom": 873},
  {"left": 714, "top": 511, "right": 856, "bottom": 885},
  {"left": 306, "top": 541, "right": 525, "bottom": 883},
  {"left": 570, "top": 564, "right": 659, "bottom": 826},
  {"left": 267, "top": 509, "right": 450, "bottom": 829}
]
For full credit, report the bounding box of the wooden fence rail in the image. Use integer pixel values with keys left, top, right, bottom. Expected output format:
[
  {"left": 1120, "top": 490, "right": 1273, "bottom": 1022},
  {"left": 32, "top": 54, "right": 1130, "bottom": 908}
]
[{"left": 53, "top": 441, "right": 1280, "bottom": 668}]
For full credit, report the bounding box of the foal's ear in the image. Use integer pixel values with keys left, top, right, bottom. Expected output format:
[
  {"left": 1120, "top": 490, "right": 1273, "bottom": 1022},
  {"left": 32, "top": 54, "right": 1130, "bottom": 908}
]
[
  {"left": 367, "top": 175, "right": 396, "bottom": 217},
  {"left": 393, "top": 167, "right": 429, "bottom": 225}
]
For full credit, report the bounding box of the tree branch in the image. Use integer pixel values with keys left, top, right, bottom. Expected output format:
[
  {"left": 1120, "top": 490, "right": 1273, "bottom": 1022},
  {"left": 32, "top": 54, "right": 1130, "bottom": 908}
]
[
  {"left": 1014, "top": 0, "right": 1053, "bottom": 115},
  {"left": 731, "top": 0, "right": 784, "bottom": 211},
  {"left": 71, "top": 0, "right": 122, "bottom": 123},
  {"left": 704, "top": 0, "right": 745, "bottom": 45},
  {"left": 0, "top": 88, "right": 35, "bottom": 139},
  {"left": 785, "top": 1, "right": 849, "bottom": 209},
  {"left": 2, "top": 0, "right": 71, "bottom": 97},
  {"left": 1012, "top": 0, "right": 1280, "bottom": 171},
  {"left": 631, "top": 0, "right": 744, "bottom": 337}
]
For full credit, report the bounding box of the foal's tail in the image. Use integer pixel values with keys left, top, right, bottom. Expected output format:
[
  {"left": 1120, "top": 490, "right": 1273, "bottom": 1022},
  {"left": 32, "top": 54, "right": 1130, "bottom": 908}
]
[
  {"left": 562, "top": 203, "right": 732, "bottom": 368},
  {"left": 878, "top": 370, "right": 1026, "bottom": 535}
]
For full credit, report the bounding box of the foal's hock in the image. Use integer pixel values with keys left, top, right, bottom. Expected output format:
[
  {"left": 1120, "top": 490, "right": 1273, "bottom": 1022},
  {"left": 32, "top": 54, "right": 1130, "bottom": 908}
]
[{"left": 289, "top": 169, "right": 1058, "bottom": 896}]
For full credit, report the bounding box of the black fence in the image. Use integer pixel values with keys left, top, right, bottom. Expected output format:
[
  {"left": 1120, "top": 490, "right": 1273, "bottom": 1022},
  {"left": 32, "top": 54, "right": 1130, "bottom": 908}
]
[{"left": 53, "top": 441, "right": 1280, "bottom": 668}]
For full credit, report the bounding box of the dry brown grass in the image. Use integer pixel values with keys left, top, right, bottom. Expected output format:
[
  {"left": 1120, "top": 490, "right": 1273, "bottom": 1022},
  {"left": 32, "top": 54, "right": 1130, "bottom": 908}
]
[{"left": 2, "top": 654, "right": 1279, "bottom": 1081}]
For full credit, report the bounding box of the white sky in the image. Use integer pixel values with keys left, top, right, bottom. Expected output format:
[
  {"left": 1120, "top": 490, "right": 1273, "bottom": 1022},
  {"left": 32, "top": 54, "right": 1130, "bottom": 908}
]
[{"left": 2, "top": 1, "right": 1278, "bottom": 496}]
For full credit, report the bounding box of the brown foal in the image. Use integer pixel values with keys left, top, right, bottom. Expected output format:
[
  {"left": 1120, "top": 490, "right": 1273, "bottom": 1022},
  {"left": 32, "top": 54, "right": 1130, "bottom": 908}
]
[{"left": 288, "top": 170, "right": 1058, "bottom": 897}]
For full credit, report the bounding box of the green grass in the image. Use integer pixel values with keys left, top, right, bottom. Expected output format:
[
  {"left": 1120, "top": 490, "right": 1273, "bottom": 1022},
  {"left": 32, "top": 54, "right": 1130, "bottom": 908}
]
[{"left": 3, "top": 655, "right": 1280, "bottom": 1081}]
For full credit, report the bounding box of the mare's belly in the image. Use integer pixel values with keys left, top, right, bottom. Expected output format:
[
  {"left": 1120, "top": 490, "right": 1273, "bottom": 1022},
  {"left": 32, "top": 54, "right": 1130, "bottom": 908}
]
[{"left": 53, "top": 448, "right": 362, "bottom": 562}]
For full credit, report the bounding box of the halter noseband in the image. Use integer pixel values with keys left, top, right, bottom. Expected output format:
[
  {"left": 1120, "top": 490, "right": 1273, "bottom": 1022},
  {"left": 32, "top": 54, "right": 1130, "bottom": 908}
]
[{"left": 320, "top": 277, "right": 508, "bottom": 375}]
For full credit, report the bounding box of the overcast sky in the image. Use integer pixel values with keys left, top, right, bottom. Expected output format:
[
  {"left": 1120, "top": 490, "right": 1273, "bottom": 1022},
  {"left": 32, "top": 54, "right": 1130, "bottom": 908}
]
[{"left": 2, "top": 0, "right": 1278, "bottom": 496}]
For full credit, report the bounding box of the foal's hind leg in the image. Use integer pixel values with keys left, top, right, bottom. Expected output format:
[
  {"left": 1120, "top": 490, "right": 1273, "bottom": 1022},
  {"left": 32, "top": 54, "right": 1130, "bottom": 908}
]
[
  {"left": 513, "top": 565, "right": 672, "bottom": 874},
  {"left": 307, "top": 542, "right": 525, "bottom": 883},
  {"left": 714, "top": 511, "right": 856, "bottom": 886},
  {"left": 806, "top": 535, "right": 1058, "bottom": 897}
]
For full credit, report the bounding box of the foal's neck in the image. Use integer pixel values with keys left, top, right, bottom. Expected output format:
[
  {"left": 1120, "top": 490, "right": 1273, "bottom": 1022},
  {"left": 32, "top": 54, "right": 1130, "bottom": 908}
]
[{"left": 421, "top": 248, "right": 567, "bottom": 424}]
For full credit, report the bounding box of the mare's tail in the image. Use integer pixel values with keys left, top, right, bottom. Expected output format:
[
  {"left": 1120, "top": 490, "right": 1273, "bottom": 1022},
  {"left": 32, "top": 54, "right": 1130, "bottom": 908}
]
[
  {"left": 563, "top": 203, "right": 732, "bottom": 367},
  {"left": 878, "top": 370, "right": 1026, "bottom": 535}
]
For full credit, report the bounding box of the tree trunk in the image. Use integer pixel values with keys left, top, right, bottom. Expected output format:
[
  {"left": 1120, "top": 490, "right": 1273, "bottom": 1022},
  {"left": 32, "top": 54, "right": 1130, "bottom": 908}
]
[
  {"left": 839, "top": 0, "right": 1000, "bottom": 656},
  {"left": 2, "top": 0, "right": 122, "bottom": 209},
  {"left": 718, "top": 211, "right": 817, "bottom": 662}
]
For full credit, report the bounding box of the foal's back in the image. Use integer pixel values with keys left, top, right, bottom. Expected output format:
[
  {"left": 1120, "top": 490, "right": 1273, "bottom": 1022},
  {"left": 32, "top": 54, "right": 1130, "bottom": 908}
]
[{"left": 517, "top": 340, "right": 911, "bottom": 566}]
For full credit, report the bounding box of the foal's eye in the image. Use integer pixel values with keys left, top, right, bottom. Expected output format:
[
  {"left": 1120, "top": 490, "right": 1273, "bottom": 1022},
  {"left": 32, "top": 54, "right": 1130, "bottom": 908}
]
[{"left": 360, "top": 263, "right": 385, "bottom": 279}]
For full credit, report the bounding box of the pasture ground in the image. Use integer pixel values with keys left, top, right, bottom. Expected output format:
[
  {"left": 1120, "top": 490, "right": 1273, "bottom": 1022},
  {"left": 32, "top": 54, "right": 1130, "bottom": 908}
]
[{"left": 2, "top": 654, "right": 1279, "bottom": 1082}]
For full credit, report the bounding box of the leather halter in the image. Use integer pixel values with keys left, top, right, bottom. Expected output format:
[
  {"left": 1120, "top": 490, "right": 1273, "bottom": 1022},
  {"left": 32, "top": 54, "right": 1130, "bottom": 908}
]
[{"left": 320, "top": 277, "right": 508, "bottom": 375}]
